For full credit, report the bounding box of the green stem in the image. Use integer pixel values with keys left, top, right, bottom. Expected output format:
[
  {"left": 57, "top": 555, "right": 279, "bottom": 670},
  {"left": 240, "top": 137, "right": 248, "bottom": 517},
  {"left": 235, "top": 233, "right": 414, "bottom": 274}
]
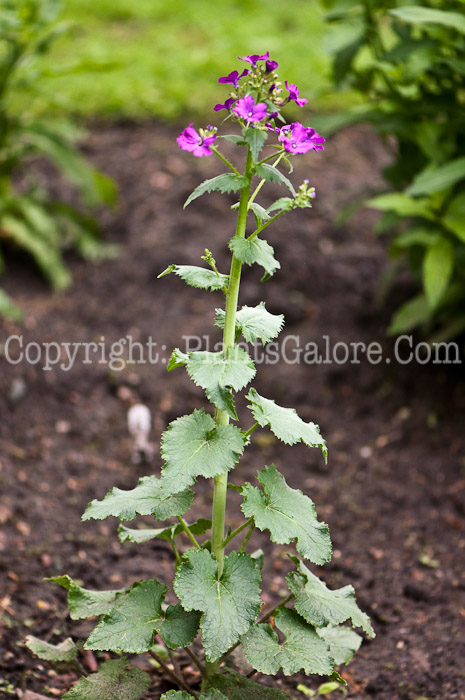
[
  {"left": 247, "top": 210, "right": 286, "bottom": 242},
  {"left": 222, "top": 518, "right": 254, "bottom": 548},
  {"left": 177, "top": 516, "right": 201, "bottom": 549},
  {"left": 149, "top": 649, "right": 198, "bottom": 697},
  {"left": 211, "top": 146, "right": 241, "bottom": 176},
  {"left": 238, "top": 521, "right": 255, "bottom": 552},
  {"left": 242, "top": 422, "right": 259, "bottom": 439},
  {"left": 210, "top": 149, "right": 253, "bottom": 580},
  {"left": 184, "top": 646, "right": 205, "bottom": 676},
  {"left": 248, "top": 153, "right": 285, "bottom": 206}
]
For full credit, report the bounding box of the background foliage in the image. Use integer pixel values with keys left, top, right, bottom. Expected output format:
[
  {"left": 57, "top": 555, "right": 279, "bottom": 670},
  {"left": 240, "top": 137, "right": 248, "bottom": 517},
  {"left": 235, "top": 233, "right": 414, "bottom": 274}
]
[{"left": 319, "top": 0, "right": 465, "bottom": 341}]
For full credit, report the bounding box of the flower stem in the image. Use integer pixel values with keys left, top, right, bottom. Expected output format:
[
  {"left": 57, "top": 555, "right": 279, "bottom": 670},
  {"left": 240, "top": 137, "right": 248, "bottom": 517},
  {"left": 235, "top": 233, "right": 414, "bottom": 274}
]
[
  {"left": 210, "top": 149, "right": 253, "bottom": 579},
  {"left": 211, "top": 146, "right": 241, "bottom": 176}
]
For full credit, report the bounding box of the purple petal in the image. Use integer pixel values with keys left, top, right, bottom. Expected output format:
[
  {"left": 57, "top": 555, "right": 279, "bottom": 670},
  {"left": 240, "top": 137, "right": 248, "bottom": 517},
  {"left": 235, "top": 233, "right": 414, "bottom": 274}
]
[{"left": 214, "top": 97, "right": 236, "bottom": 112}]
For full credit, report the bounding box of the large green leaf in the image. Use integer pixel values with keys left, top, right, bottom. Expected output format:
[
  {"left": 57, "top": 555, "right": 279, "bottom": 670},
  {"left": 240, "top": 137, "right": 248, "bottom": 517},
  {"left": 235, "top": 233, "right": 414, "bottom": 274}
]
[
  {"left": 246, "top": 388, "right": 327, "bottom": 460},
  {"left": 229, "top": 235, "right": 281, "bottom": 280},
  {"left": 184, "top": 173, "right": 249, "bottom": 208},
  {"left": 254, "top": 164, "right": 296, "bottom": 195},
  {"left": 390, "top": 6, "right": 465, "bottom": 35},
  {"left": 286, "top": 558, "right": 374, "bottom": 635},
  {"left": 158, "top": 264, "right": 228, "bottom": 291},
  {"left": 118, "top": 518, "right": 211, "bottom": 544},
  {"left": 215, "top": 302, "right": 284, "bottom": 344},
  {"left": 174, "top": 549, "right": 262, "bottom": 662},
  {"left": 242, "top": 608, "right": 334, "bottom": 676},
  {"left": 63, "top": 657, "right": 150, "bottom": 700},
  {"left": 48, "top": 575, "right": 124, "bottom": 620},
  {"left": 160, "top": 409, "right": 245, "bottom": 492},
  {"left": 387, "top": 294, "right": 431, "bottom": 335},
  {"left": 185, "top": 348, "right": 256, "bottom": 420},
  {"left": 423, "top": 238, "right": 454, "bottom": 310},
  {"left": 406, "top": 158, "right": 465, "bottom": 196},
  {"left": 82, "top": 476, "right": 193, "bottom": 522},
  {"left": 365, "top": 193, "right": 435, "bottom": 221},
  {"left": 85, "top": 579, "right": 198, "bottom": 653},
  {"left": 25, "top": 635, "right": 78, "bottom": 662},
  {"left": 443, "top": 194, "right": 465, "bottom": 243},
  {"left": 241, "top": 465, "right": 332, "bottom": 565},
  {"left": 242, "top": 127, "right": 268, "bottom": 163},
  {"left": 317, "top": 626, "right": 362, "bottom": 666},
  {"left": 206, "top": 669, "right": 289, "bottom": 700}
]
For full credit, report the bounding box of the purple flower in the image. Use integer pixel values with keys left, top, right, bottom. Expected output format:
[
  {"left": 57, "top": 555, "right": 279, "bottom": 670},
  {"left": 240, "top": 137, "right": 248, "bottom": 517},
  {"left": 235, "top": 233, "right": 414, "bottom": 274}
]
[
  {"left": 177, "top": 123, "right": 216, "bottom": 157},
  {"left": 233, "top": 96, "right": 268, "bottom": 123},
  {"left": 218, "top": 69, "right": 249, "bottom": 88},
  {"left": 214, "top": 97, "right": 236, "bottom": 112},
  {"left": 238, "top": 51, "right": 269, "bottom": 66},
  {"left": 278, "top": 123, "right": 325, "bottom": 154},
  {"left": 265, "top": 59, "right": 278, "bottom": 73},
  {"left": 285, "top": 81, "right": 308, "bottom": 107}
]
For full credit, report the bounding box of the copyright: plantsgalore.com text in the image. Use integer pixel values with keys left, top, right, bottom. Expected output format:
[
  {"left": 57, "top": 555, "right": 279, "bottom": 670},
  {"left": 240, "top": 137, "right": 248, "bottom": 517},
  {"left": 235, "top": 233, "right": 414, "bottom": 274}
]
[{"left": 1, "top": 334, "right": 462, "bottom": 372}]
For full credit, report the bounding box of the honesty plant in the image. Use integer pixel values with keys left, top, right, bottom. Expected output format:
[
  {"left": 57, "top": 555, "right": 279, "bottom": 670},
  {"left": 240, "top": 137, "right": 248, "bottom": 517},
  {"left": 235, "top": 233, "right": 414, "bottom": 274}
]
[{"left": 31, "top": 53, "right": 374, "bottom": 699}]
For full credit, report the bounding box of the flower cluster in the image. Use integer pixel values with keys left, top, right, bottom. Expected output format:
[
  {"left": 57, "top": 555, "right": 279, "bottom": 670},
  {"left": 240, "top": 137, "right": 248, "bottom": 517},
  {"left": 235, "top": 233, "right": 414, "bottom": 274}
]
[{"left": 177, "top": 52, "right": 324, "bottom": 158}]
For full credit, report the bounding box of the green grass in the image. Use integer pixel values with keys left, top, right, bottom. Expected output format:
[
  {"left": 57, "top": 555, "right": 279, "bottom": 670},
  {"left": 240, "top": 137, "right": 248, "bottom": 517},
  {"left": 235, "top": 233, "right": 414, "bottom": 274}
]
[{"left": 35, "top": 0, "right": 345, "bottom": 122}]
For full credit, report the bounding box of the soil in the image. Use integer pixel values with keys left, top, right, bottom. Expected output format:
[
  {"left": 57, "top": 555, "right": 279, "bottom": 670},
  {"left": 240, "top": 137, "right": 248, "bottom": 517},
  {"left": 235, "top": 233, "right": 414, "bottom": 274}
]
[{"left": 0, "top": 122, "right": 464, "bottom": 700}]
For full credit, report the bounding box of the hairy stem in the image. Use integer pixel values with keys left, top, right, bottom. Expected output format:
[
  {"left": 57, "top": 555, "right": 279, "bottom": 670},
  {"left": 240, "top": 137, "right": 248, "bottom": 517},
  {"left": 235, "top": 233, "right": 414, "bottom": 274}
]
[{"left": 210, "top": 149, "right": 253, "bottom": 578}]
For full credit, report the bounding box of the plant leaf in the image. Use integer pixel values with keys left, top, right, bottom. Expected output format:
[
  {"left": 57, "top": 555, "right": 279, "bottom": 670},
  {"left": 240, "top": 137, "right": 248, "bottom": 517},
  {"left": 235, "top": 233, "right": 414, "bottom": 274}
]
[
  {"left": 184, "top": 174, "right": 249, "bottom": 208},
  {"left": 185, "top": 348, "right": 256, "bottom": 420},
  {"left": 229, "top": 235, "right": 281, "bottom": 280},
  {"left": 387, "top": 294, "right": 430, "bottom": 335},
  {"left": 242, "top": 608, "right": 334, "bottom": 676},
  {"left": 241, "top": 465, "right": 332, "bottom": 565},
  {"left": 158, "top": 604, "right": 202, "bottom": 649},
  {"left": 158, "top": 264, "right": 228, "bottom": 291},
  {"left": 174, "top": 549, "right": 262, "bottom": 662},
  {"left": 47, "top": 575, "right": 125, "bottom": 620},
  {"left": 162, "top": 692, "right": 228, "bottom": 700},
  {"left": 443, "top": 194, "right": 465, "bottom": 243},
  {"left": 406, "top": 157, "right": 465, "bottom": 196},
  {"left": 215, "top": 302, "right": 284, "bottom": 344},
  {"left": 249, "top": 202, "right": 271, "bottom": 224},
  {"left": 118, "top": 518, "right": 211, "bottom": 544},
  {"left": 82, "top": 476, "right": 193, "bottom": 522},
  {"left": 167, "top": 348, "right": 189, "bottom": 371},
  {"left": 389, "top": 6, "right": 465, "bottom": 34},
  {"left": 85, "top": 579, "right": 168, "bottom": 653},
  {"left": 365, "top": 193, "right": 435, "bottom": 220},
  {"left": 62, "top": 657, "right": 150, "bottom": 700},
  {"left": 286, "top": 558, "right": 374, "bottom": 635},
  {"left": 317, "top": 626, "right": 363, "bottom": 666},
  {"left": 423, "top": 238, "right": 454, "bottom": 309},
  {"left": 242, "top": 127, "right": 268, "bottom": 162},
  {"left": 0, "top": 288, "right": 22, "bottom": 320},
  {"left": 254, "top": 164, "right": 296, "bottom": 195},
  {"left": 160, "top": 409, "right": 245, "bottom": 492},
  {"left": 206, "top": 669, "right": 289, "bottom": 700},
  {"left": 25, "top": 635, "right": 78, "bottom": 662},
  {"left": 246, "top": 388, "right": 327, "bottom": 460}
]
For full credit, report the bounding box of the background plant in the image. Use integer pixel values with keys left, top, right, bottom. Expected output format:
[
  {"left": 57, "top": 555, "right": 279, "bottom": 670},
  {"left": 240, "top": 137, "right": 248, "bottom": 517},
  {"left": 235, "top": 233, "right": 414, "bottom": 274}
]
[
  {"left": 28, "top": 54, "right": 374, "bottom": 699},
  {"left": 317, "top": 0, "right": 465, "bottom": 342},
  {"left": 0, "top": 0, "right": 116, "bottom": 319}
]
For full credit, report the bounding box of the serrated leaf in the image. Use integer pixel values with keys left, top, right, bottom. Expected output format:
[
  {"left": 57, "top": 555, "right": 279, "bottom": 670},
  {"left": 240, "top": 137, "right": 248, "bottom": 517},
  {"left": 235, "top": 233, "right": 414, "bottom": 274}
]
[
  {"left": 185, "top": 348, "right": 256, "bottom": 420},
  {"left": 215, "top": 303, "right": 284, "bottom": 344},
  {"left": 48, "top": 575, "right": 124, "bottom": 620},
  {"left": 158, "top": 264, "right": 228, "bottom": 291},
  {"left": 118, "top": 518, "right": 211, "bottom": 544},
  {"left": 317, "top": 626, "right": 363, "bottom": 666},
  {"left": 242, "top": 608, "right": 334, "bottom": 676},
  {"left": 184, "top": 173, "right": 249, "bottom": 208},
  {"left": 158, "top": 603, "right": 201, "bottom": 649},
  {"left": 286, "top": 559, "right": 374, "bottom": 636},
  {"left": 254, "top": 164, "right": 296, "bottom": 195},
  {"left": 174, "top": 549, "right": 262, "bottom": 661},
  {"left": 267, "top": 197, "right": 294, "bottom": 214},
  {"left": 242, "top": 127, "right": 268, "bottom": 162},
  {"left": 25, "top": 635, "right": 78, "bottom": 662},
  {"left": 63, "top": 657, "right": 150, "bottom": 700},
  {"left": 246, "top": 388, "right": 327, "bottom": 460},
  {"left": 241, "top": 465, "right": 332, "bottom": 565},
  {"left": 85, "top": 580, "right": 168, "bottom": 653},
  {"left": 423, "top": 238, "right": 454, "bottom": 309},
  {"left": 229, "top": 235, "right": 281, "bottom": 280},
  {"left": 249, "top": 202, "right": 270, "bottom": 224},
  {"left": 160, "top": 409, "right": 245, "bottom": 492},
  {"left": 168, "top": 348, "right": 189, "bottom": 371},
  {"left": 206, "top": 669, "right": 289, "bottom": 700},
  {"left": 82, "top": 476, "right": 193, "bottom": 522}
]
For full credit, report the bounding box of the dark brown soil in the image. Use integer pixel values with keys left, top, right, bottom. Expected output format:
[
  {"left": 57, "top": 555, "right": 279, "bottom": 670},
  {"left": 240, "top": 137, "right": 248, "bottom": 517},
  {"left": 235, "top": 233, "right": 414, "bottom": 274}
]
[{"left": 1, "top": 123, "right": 464, "bottom": 700}]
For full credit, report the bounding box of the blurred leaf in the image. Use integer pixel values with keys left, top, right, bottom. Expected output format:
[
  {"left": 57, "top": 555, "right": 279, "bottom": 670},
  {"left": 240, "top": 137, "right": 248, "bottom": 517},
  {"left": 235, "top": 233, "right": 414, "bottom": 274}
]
[
  {"left": 0, "top": 288, "right": 22, "bottom": 320},
  {"left": 388, "top": 294, "right": 430, "bottom": 335},
  {"left": 25, "top": 635, "right": 78, "bottom": 662},
  {"left": 407, "top": 158, "right": 465, "bottom": 196},
  {"left": 389, "top": 6, "right": 465, "bottom": 35},
  {"left": 366, "top": 193, "right": 435, "bottom": 220},
  {"left": 423, "top": 238, "right": 453, "bottom": 309},
  {"left": 443, "top": 194, "right": 465, "bottom": 242}
]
